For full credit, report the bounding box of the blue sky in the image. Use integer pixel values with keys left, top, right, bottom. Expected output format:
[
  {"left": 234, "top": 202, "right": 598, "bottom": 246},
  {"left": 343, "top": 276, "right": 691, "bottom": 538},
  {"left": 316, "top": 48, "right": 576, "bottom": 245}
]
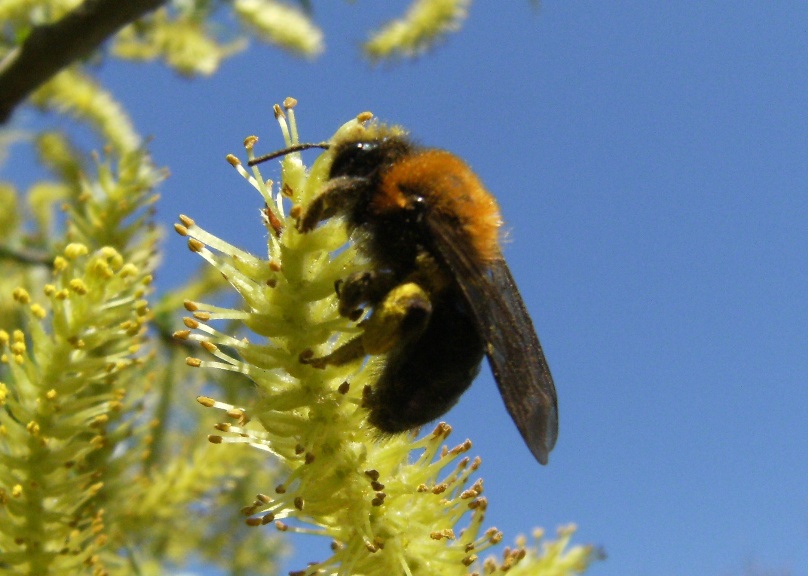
[{"left": 8, "top": 2, "right": 808, "bottom": 575}]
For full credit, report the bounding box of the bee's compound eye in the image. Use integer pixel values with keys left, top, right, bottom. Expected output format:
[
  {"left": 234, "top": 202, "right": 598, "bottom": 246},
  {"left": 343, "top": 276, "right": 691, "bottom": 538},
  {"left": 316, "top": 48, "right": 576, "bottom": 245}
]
[{"left": 329, "top": 136, "right": 411, "bottom": 180}]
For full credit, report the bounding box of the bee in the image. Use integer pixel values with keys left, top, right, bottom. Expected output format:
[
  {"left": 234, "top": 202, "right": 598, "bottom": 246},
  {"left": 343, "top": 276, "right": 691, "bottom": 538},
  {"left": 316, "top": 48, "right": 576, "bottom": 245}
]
[{"left": 250, "top": 125, "right": 559, "bottom": 464}]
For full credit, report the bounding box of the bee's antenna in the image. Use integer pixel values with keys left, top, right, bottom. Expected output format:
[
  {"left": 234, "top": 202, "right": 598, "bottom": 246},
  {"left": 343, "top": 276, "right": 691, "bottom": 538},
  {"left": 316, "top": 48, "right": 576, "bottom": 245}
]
[{"left": 248, "top": 142, "right": 331, "bottom": 166}]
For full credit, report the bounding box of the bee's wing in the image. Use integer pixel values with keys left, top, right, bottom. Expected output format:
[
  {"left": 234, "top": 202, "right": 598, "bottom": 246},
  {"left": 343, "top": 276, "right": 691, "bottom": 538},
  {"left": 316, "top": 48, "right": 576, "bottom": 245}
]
[{"left": 429, "top": 224, "right": 559, "bottom": 465}]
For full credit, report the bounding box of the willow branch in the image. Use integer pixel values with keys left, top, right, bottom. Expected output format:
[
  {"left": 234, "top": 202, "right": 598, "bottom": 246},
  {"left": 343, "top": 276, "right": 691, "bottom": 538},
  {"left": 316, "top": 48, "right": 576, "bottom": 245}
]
[
  {"left": 0, "top": 245, "right": 54, "bottom": 266},
  {"left": 0, "top": 0, "right": 166, "bottom": 123}
]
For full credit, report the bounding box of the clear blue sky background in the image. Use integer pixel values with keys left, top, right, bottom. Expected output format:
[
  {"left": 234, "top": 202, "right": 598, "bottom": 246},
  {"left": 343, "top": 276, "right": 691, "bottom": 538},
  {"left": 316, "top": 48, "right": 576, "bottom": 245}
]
[{"left": 8, "top": 2, "right": 808, "bottom": 575}]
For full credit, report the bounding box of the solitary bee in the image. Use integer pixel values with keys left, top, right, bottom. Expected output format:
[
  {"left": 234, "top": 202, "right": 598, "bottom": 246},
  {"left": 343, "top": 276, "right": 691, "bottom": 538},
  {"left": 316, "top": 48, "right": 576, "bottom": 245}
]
[{"left": 251, "top": 125, "right": 559, "bottom": 464}]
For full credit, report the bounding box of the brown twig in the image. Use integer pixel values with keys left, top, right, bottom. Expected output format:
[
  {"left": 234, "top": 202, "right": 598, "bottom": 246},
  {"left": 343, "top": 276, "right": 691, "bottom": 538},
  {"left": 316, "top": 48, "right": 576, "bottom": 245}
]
[
  {"left": 0, "top": 0, "right": 166, "bottom": 123},
  {"left": 0, "top": 245, "right": 54, "bottom": 266}
]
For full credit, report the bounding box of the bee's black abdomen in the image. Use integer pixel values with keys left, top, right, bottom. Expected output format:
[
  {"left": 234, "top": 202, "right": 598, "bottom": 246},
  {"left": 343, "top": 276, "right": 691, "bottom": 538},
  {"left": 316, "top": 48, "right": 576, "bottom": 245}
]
[{"left": 366, "top": 289, "right": 485, "bottom": 432}]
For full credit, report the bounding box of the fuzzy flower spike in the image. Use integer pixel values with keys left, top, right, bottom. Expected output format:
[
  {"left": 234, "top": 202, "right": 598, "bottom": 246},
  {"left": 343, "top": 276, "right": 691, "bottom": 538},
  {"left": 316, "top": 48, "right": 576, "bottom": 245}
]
[{"left": 174, "top": 98, "right": 596, "bottom": 575}]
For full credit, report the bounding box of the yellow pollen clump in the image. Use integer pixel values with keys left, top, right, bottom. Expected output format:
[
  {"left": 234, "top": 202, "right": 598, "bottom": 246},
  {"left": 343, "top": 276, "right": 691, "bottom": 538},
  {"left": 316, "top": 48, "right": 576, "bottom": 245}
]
[{"left": 64, "top": 243, "right": 89, "bottom": 259}]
